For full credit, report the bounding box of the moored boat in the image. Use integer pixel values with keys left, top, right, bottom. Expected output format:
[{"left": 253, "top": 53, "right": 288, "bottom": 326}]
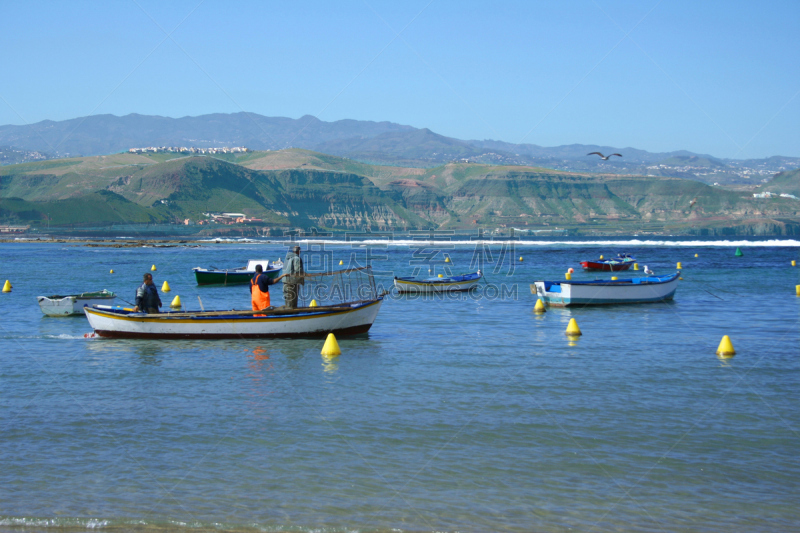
[
  {"left": 580, "top": 253, "right": 635, "bottom": 272},
  {"left": 394, "top": 271, "right": 482, "bottom": 293},
  {"left": 37, "top": 290, "right": 116, "bottom": 316},
  {"left": 193, "top": 259, "right": 283, "bottom": 285},
  {"left": 531, "top": 272, "right": 679, "bottom": 307}
]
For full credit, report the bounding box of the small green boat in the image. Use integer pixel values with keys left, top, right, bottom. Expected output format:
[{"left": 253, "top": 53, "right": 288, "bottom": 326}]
[{"left": 193, "top": 260, "right": 283, "bottom": 286}]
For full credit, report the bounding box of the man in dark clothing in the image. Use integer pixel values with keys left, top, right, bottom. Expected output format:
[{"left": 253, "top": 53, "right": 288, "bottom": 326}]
[{"left": 133, "top": 273, "right": 162, "bottom": 313}]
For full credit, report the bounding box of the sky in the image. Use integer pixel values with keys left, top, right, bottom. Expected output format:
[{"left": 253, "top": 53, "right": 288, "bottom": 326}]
[{"left": 1, "top": 0, "right": 798, "bottom": 159}]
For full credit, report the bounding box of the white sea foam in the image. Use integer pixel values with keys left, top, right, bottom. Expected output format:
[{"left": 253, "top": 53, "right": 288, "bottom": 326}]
[
  {"left": 277, "top": 238, "right": 800, "bottom": 247},
  {"left": 44, "top": 334, "right": 92, "bottom": 340}
]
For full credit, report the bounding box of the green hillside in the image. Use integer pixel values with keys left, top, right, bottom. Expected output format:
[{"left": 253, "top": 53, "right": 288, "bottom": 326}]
[
  {"left": 0, "top": 191, "right": 168, "bottom": 226},
  {"left": 1, "top": 151, "right": 799, "bottom": 235},
  {"left": 756, "top": 168, "right": 800, "bottom": 196}
]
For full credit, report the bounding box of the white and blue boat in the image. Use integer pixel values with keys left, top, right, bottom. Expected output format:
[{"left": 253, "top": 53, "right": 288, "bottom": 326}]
[
  {"left": 531, "top": 272, "right": 680, "bottom": 307},
  {"left": 394, "top": 271, "right": 483, "bottom": 293}
]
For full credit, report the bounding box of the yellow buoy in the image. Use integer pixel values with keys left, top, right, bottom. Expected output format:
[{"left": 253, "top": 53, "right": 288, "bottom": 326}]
[
  {"left": 792, "top": 260, "right": 796, "bottom": 267},
  {"left": 170, "top": 295, "right": 181, "bottom": 308},
  {"left": 151, "top": 264, "right": 157, "bottom": 271},
  {"left": 310, "top": 299, "right": 318, "bottom": 307},
  {"left": 339, "top": 260, "right": 343, "bottom": 265},
  {"left": 694, "top": 253, "right": 699, "bottom": 258},
  {"left": 110, "top": 269, "right": 114, "bottom": 274},
  {"left": 445, "top": 257, "right": 451, "bottom": 263},
  {"left": 599, "top": 255, "right": 604, "bottom": 260},
  {"left": 519, "top": 256, "right": 523, "bottom": 262},
  {"left": 162, "top": 281, "right": 171, "bottom": 292},
  {"left": 534, "top": 299, "right": 546, "bottom": 313},
  {"left": 565, "top": 318, "right": 582, "bottom": 336},
  {"left": 677, "top": 262, "right": 682, "bottom": 269},
  {"left": 716, "top": 335, "right": 735, "bottom": 357},
  {"left": 565, "top": 272, "right": 572, "bottom": 280},
  {"left": 633, "top": 263, "right": 639, "bottom": 270},
  {"left": 321, "top": 333, "right": 341, "bottom": 356},
  {"left": 438, "top": 274, "right": 443, "bottom": 278},
  {"left": 796, "top": 285, "right": 800, "bottom": 296},
  {"left": 2, "top": 280, "right": 11, "bottom": 293},
  {"left": 611, "top": 276, "right": 618, "bottom": 280}
]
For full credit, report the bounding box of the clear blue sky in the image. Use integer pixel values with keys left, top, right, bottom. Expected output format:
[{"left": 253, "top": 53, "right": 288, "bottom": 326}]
[{"left": 1, "top": 0, "right": 798, "bottom": 159}]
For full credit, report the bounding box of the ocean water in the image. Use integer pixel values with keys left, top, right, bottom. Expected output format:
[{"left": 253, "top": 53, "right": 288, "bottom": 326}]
[{"left": 1, "top": 238, "right": 799, "bottom": 533}]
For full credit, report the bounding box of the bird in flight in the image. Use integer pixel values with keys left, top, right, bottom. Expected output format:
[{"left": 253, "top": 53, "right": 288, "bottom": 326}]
[
  {"left": 587, "top": 152, "right": 622, "bottom": 160},
  {"left": 689, "top": 197, "right": 697, "bottom": 208}
]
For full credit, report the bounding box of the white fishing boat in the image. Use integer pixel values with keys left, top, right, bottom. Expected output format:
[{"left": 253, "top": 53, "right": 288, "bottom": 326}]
[
  {"left": 84, "top": 299, "right": 383, "bottom": 339},
  {"left": 84, "top": 266, "right": 384, "bottom": 339},
  {"left": 531, "top": 272, "right": 680, "bottom": 307},
  {"left": 394, "top": 271, "right": 482, "bottom": 293},
  {"left": 37, "top": 290, "right": 116, "bottom": 316}
]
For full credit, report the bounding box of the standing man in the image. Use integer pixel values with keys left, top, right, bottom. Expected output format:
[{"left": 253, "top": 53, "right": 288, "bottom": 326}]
[
  {"left": 250, "top": 264, "right": 285, "bottom": 311},
  {"left": 282, "top": 245, "right": 304, "bottom": 308},
  {"left": 133, "top": 273, "right": 162, "bottom": 313}
]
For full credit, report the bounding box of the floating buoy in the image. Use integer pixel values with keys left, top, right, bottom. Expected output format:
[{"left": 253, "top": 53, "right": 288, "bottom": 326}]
[
  {"left": 438, "top": 274, "right": 443, "bottom": 278},
  {"left": 568, "top": 267, "right": 574, "bottom": 274},
  {"left": 735, "top": 248, "right": 743, "bottom": 257},
  {"left": 792, "top": 260, "right": 796, "bottom": 267},
  {"left": 445, "top": 257, "right": 451, "bottom": 263},
  {"left": 599, "top": 255, "right": 604, "bottom": 259},
  {"left": 716, "top": 335, "right": 735, "bottom": 357},
  {"left": 2, "top": 280, "right": 11, "bottom": 292},
  {"left": 633, "top": 263, "right": 639, "bottom": 270},
  {"left": 310, "top": 299, "right": 318, "bottom": 307},
  {"left": 339, "top": 260, "right": 343, "bottom": 265},
  {"left": 566, "top": 318, "right": 582, "bottom": 336},
  {"left": 611, "top": 276, "right": 618, "bottom": 280},
  {"left": 321, "top": 333, "right": 341, "bottom": 356},
  {"left": 519, "top": 256, "right": 523, "bottom": 262},
  {"left": 534, "top": 299, "right": 546, "bottom": 313},
  {"left": 694, "top": 253, "right": 698, "bottom": 258},
  {"left": 161, "top": 281, "right": 171, "bottom": 292},
  {"left": 796, "top": 285, "right": 800, "bottom": 297},
  {"left": 83, "top": 332, "right": 95, "bottom": 338},
  {"left": 110, "top": 269, "right": 114, "bottom": 274},
  {"left": 170, "top": 295, "right": 181, "bottom": 308},
  {"left": 677, "top": 262, "right": 682, "bottom": 269},
  {"left": 565, "top": 272, "right": 572, "bottom": 280},
  {"left": 151, "top": 264, "right": 157, "bottom": 271}
]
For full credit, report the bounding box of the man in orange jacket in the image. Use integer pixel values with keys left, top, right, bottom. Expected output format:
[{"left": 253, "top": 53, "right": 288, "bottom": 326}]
[{"left": 250, "top": 264, "right": 286, "bottom": 311}]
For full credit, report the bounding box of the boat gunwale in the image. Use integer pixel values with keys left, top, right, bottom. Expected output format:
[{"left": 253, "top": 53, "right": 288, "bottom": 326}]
[
  {"left": 85, "top": 298, "right": 383, "bottom": 323},
  {"left": 536, "top": 272, "right": 679, "bottom": 287}
]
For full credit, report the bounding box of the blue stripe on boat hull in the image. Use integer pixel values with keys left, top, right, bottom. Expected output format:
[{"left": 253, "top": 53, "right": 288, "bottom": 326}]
[{"left": 542, "top": 290, "right": 677, "bottom": 307}]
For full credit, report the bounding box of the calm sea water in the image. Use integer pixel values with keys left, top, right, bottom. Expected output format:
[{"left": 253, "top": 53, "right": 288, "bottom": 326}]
[{"left": 1, "top": 238, "right": 799, "bottom": 533}]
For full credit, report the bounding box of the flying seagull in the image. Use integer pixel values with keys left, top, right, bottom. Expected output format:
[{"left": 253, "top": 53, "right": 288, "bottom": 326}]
[
  {"left": 587, "top": 152, "right": 622, "bottom": 160},
  {"left": 689, "top": 197, "right": 697, "bottom": 207}
]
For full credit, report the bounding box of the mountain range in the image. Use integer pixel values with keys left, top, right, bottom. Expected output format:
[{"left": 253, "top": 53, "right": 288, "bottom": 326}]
[{"left": 2, "top": 113, "right": 799, "bottom": 185}]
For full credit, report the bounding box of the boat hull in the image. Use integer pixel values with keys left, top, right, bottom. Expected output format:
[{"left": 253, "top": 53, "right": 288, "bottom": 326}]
[
  {"left": 580, "top": 260, "right": 633, "bottom": 272},
  {"left": 193, "top": 267, "right": 281, "bottom": 286},
  {"left": 394, "top": 272, "right": 482, "bottom": 293},
  {"left": 38, "top": 292, "right": 116, "bottom": 316},
  {"left": 531, "top": 273, "right": 679, "bottom": 307},
  {"left": 84, "top": 299, "right": 383, "bottom": 339}
]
